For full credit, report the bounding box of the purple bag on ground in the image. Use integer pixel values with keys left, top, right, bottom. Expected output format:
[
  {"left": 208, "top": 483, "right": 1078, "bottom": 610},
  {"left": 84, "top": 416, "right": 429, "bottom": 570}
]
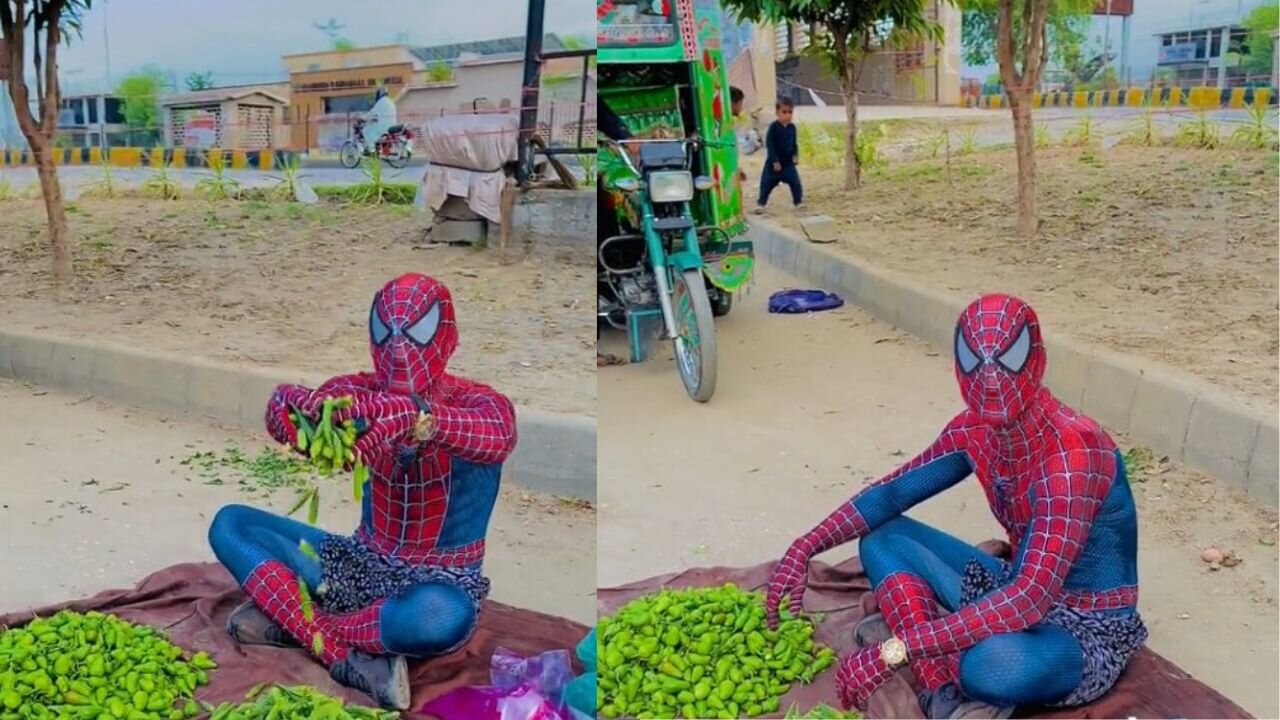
[
  {"left": 419, "top": 648, "right": 576, "bottom": 720},
  {"left": 768, "top": 288, "right": 844, "bottom": 314}
]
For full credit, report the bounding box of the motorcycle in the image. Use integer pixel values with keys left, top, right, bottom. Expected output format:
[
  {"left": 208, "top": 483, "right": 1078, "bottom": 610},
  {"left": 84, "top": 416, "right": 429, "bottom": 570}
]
[
  {"left": 339, "top": 118, "right": 414, "bottom": 169},
  {"left": 599, "top": 135, "right": 749, "bottom": 403}
]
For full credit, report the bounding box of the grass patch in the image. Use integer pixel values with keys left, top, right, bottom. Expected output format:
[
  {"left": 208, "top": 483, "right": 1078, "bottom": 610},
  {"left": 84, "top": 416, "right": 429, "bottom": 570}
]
[{"left": 313, "top": 182, "right": 417, "bottom": 205}]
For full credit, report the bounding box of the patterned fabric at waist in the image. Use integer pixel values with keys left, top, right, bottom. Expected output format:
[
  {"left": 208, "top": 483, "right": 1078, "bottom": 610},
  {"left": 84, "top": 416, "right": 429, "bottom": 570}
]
[
  {"left": 1060, "top": 585, "right": 1138, "bottom": 612},
  {"left": 355, "top": 528, "right": 486, "bottom": 567},
  {"left": 317, "top": 534, "right": 491, "bottom": 615}
]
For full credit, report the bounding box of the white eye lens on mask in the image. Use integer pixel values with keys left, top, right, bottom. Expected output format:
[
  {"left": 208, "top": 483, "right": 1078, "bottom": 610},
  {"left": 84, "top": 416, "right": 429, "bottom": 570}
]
[
  {"left": 370, "top": 300, "right": 391, "bottom": 346},
  {"left": 404, "top": 302, "right": 441, "bottom": 346},
  {"left": 955, "top": 328, "right": 981, "bottom": 374},
  {"left": 997, "top": 325, "right": 1032, "bottom": 373}
]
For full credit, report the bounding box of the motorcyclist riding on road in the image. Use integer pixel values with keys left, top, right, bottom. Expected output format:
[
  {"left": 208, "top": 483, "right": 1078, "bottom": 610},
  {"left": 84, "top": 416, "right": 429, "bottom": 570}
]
[{"left": 362, "top": 87, "right": 397, "bottom": 154}]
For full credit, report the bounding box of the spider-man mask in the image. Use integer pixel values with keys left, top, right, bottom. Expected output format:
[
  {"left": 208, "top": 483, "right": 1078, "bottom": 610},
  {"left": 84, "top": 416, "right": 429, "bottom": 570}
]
[
  {"left": 954, "top": 294, "right": 1046, "bottom": 427},
  {"left": 369, "top": 273, "right": 458, "bottom": 396}
]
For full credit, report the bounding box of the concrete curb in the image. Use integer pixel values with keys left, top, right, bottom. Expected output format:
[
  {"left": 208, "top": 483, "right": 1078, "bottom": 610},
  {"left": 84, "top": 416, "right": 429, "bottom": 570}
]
[
  {"left": 0, "top": 328, "right": 596, "bottom": 502},
  {"left": 749, "top": 221, "right": 1279, "bottom": 508}
]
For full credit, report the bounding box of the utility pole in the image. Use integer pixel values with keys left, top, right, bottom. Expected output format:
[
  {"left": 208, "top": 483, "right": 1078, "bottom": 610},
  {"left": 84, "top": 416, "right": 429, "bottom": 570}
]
[
  {"left": 517, "top": 0, "right": 545, "bottom": 184},
  {"left": 101, "top": 2, "right": 111, "bottom": 149}
]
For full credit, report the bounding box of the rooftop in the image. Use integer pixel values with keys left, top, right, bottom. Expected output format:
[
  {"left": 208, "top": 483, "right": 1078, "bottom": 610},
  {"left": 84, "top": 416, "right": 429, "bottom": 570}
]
[{"left": 409, "top": 33, "right": 566, "bottom": 65}]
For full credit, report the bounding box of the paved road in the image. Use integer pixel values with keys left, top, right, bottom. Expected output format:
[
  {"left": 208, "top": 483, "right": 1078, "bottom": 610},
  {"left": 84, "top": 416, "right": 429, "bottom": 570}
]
[
  {"left": 0, "top": 163, "right": 427, "bottom": 193},
  {"left": 597, "top": 262, "right": 1278, "bottom": 717},
  {"left": 0, "top": 378, "right": 595, "bottom": 626}
]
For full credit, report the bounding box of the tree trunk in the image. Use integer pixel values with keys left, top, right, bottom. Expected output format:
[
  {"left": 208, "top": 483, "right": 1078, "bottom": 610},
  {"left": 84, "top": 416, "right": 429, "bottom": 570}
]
[
  {"left": 30, "top": 137, "right": 72, "bottom": 282},
  {"left": 842, "top": 66, "right": 861, "bottom": 191},
  {"left": 1008, "top": 92, "right": 1037, "bottom": 239}
]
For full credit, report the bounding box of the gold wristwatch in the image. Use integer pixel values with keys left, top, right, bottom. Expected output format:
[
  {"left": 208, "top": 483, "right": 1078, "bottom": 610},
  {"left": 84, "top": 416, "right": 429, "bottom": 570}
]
[
  {"left": 879, "top": 637, "right": 909, "bottom": 670},
  {"left": 411, "top": 395, "right": 437, "bottom": 443}
]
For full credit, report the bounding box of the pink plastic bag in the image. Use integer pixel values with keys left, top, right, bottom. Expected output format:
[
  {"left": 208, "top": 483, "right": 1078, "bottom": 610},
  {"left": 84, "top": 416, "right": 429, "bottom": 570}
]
[{"left": 418, "top": 648, "right": 575, "bottom": 720}]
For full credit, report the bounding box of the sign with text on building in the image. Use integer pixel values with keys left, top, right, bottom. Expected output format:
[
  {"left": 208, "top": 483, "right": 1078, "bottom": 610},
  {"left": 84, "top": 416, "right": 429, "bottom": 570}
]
[
  {"left": 1159, "top": 43, "right": 1199, "bottom": 64},
  {"left": 182, "top": 112, "right": 218, "bottom": 148},
  {"left": 291, "top": 75, "right": 405, "bottom": 95}
]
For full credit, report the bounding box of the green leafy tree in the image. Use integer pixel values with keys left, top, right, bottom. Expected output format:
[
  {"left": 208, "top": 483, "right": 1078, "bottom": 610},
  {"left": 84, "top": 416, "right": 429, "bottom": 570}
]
[
  {"left": 184, "top": 70, "right": 213, "bottom": 91},
  {"left": 426, "top": 59, "right": 453, "bottom": 82},
  {"left": 964, "top": 0, "right": 1092, "bottom": 238},
  {"left": 960, "top": 0, "right": 1091, "bottom": 72},
  {"left": 116, "top": 66, "right": 165, "bottom": 144},
  {"left": 1242, "top": 3, "right": 1279, "bottom": 78},
  {"left": 331, "top": 37, "right": 356, "bottom": 51},
  {"left": 721, "top": 0, "right": 947, "bottom": 190},
  {"left": 1, "top": 0, "right": 93, "bottom": 284}
]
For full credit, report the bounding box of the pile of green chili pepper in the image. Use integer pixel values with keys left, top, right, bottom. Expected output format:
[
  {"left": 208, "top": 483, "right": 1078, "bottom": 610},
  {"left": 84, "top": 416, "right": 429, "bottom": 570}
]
[
  {"left": 0, "top": 610, "right": 215, "bottom": 719},
  {"left": 598, "top": 584, "right": 837, "bottom": 719}
]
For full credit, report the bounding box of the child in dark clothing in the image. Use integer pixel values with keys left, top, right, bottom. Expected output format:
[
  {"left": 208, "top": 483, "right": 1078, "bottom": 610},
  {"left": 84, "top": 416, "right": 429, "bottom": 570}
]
[{"left": 755, "top": 97, "right": 802, "bottom": 214}]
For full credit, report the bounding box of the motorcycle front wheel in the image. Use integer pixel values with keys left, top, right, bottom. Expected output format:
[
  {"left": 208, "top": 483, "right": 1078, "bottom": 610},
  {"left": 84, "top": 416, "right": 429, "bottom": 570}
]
[
  {"left": 339, "top": 140, "right": 362, "bottom": 169},
  {"left": 671, "top": 268, "right": 718, "bottom": 403},
  {"left": 385, "top": 140, "right": 410, "bottom": 169}
]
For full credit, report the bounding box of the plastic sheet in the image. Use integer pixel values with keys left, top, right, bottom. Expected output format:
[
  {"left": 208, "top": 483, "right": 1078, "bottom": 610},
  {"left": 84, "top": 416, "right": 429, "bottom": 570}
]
[{"left": 419, "top": 647, "right": 579, "bottom": 720}]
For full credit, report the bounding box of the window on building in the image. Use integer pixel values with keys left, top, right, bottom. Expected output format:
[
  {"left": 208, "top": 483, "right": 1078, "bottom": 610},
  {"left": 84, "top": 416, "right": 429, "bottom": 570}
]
[
  {"left": 88, "top": 99, "right": 98, "bottom": 124},
  {"left": 1210, "top": 31, "right": 1221, "bottom": 59},
  {"left": 323, "top": 94, "right": 375, "bottom": 114},
  {"left": 104, "top": 97, "right": 125, "bottom": 124},
  {"left": 307, "top": 63, "right": 321, "bottom": 72}
]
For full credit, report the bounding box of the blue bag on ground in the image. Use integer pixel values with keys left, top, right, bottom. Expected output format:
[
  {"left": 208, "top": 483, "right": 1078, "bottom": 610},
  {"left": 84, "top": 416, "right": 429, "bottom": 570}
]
[
  {"left": 768, "top": 288, "right": 845, "bottom": 314},
  {"left": 562, "top": 627, "right": 597, "bottom": 716}
]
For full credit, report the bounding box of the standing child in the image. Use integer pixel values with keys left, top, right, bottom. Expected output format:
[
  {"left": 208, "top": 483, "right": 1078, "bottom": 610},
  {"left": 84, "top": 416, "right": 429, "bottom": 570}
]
[{"left": 755, "top": 97, "right": 801, "bottom": 214}]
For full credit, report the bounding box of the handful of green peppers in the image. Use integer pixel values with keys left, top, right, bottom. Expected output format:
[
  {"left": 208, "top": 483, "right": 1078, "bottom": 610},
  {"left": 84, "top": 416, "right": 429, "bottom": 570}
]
[
  {"left": 203, "top": 684, "right": 398, "bottom": 720},
  {"left": 597, "top": 584, "right": 838, "bottom": 719},
  {"left": 286, "top": 396, "right": 369, "bottom": 525},
  {"left": 0, "top": 610, "right": 215, "bottom": 720}
]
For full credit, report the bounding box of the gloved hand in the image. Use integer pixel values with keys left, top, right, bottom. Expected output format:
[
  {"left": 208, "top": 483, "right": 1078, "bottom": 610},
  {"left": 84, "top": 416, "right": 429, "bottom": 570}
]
[
  {"left": 332, "top": 392, "right": 421, "bottom": 461},
  {"left": 764, "top": 538, "right": 813, "bottom": 630},
  {"left": 835, "top": 646, "right": 894, "bottom": 710}
]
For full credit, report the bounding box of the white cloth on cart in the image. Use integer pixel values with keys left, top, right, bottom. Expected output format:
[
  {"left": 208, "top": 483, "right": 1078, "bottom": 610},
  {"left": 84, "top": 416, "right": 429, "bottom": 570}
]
[{"left": 417, "top": 113, "right": 518, "bottom": 225}]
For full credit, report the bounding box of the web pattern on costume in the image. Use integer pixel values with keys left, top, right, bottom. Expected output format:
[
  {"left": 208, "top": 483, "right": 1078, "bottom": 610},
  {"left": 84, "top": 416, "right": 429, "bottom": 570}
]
[
  {"left": 221, "top": 273, "right": 518, "bottom": 665},
  {"left": 802, "top": 294, "right": 1142, "bottom": 708}
]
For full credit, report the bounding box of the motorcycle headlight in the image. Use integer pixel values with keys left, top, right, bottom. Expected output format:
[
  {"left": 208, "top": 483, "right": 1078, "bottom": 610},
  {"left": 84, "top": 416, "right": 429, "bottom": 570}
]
[{"left": 648, "top": 171, "right": 694, "bottom": 203}]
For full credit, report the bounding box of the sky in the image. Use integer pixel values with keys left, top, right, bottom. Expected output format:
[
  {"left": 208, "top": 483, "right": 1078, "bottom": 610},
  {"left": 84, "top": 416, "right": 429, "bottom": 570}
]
[
  {"left": 963, "top": 0, "right": 1275, "bottom": 82},
  {"left": 52, "top": 0, "right": 594, "bottom": 94}
]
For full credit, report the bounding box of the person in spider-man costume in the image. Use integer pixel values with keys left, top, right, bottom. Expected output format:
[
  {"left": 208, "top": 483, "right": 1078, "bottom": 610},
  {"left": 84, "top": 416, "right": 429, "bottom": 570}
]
[
  {"left": 765, "top": 294, "right": 1147, "bottom": 719},
  {"left": 207, "top": 273, "right": 517, "bottom": 710}
]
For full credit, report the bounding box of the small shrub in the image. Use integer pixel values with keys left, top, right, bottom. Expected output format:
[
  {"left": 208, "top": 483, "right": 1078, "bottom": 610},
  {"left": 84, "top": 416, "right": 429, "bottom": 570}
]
[
  {"left": 0, "top": 176, "right": 13, "bottom": 201},
  {"left": 1174, "top": 109, "right": 1222, "bottom": 149},
  {"left": 271, "top": 155, "right": 308, "bottom": 202},
  {"left": 957, "top": 127, "right": 979, "bottom": 156},
  {"left": 82, "top": 157, "right": 120, "bottom": 199},
  {"left": 195, "top": 151, "right": 241, "bottom": 200},
  {"left": 578, "top": 153, "right": 597, "bottom": 187},
  {"left": 922, "top": 131, "right": 947, "bottom": 158},
  {"left": 1120, "top": 99, "right": 1163, "bottom": 147},
  {"left": 1230, "top": 103, "right": 1279, "bottom": 150},
  {"left": 1063, "top": 115, "right": 1101, "bottom": 146},
  {"left": 142, "top": 150, "right": 181, "bottom": 200},
  {"left": 855, "top": 122, "right": 890, "bottom": 174},
  {"left": 1034, "top": 123, "right": 1051, "bottom": 149},
  {"left": 796, "top": 122, "right": 842, "bottom": 170}
]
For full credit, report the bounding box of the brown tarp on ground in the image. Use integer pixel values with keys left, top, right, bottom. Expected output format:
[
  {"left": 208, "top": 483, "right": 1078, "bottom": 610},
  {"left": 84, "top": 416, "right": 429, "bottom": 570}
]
[
  {"left": 0, "top": 563, "right": 590, "bottom": 718},
  {"left": 598, "top": 547, "right": 1255, "bottom": 720}
]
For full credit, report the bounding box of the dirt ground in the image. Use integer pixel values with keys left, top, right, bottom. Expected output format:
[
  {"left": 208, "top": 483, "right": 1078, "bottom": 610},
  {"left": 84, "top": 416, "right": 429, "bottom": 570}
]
[
  {"left": 746, "top": 145, "right": 1279, "bottom": 414},
  {"left": 599, "top": 263, "right": 1279, "bottom": 717},
  {"left": 0, "top": 377, "right": 596, "bottom": 625},
  {"left": 0, "top": 199, "right": 595, "bottom": 415}
]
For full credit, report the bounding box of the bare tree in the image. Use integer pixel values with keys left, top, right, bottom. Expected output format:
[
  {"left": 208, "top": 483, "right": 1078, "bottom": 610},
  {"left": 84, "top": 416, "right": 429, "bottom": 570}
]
[{"left": 1, "top": 0, "right": 91, "bottom": 284}]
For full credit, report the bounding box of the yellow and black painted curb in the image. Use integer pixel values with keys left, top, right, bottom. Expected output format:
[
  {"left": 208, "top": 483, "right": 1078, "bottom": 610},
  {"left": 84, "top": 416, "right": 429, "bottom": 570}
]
[
  {"left": 0, "top": 147, "right": 300, "bottom": 169},
  {"left": 965, "top": 86, "right": 1277, "bottom": 110}
]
